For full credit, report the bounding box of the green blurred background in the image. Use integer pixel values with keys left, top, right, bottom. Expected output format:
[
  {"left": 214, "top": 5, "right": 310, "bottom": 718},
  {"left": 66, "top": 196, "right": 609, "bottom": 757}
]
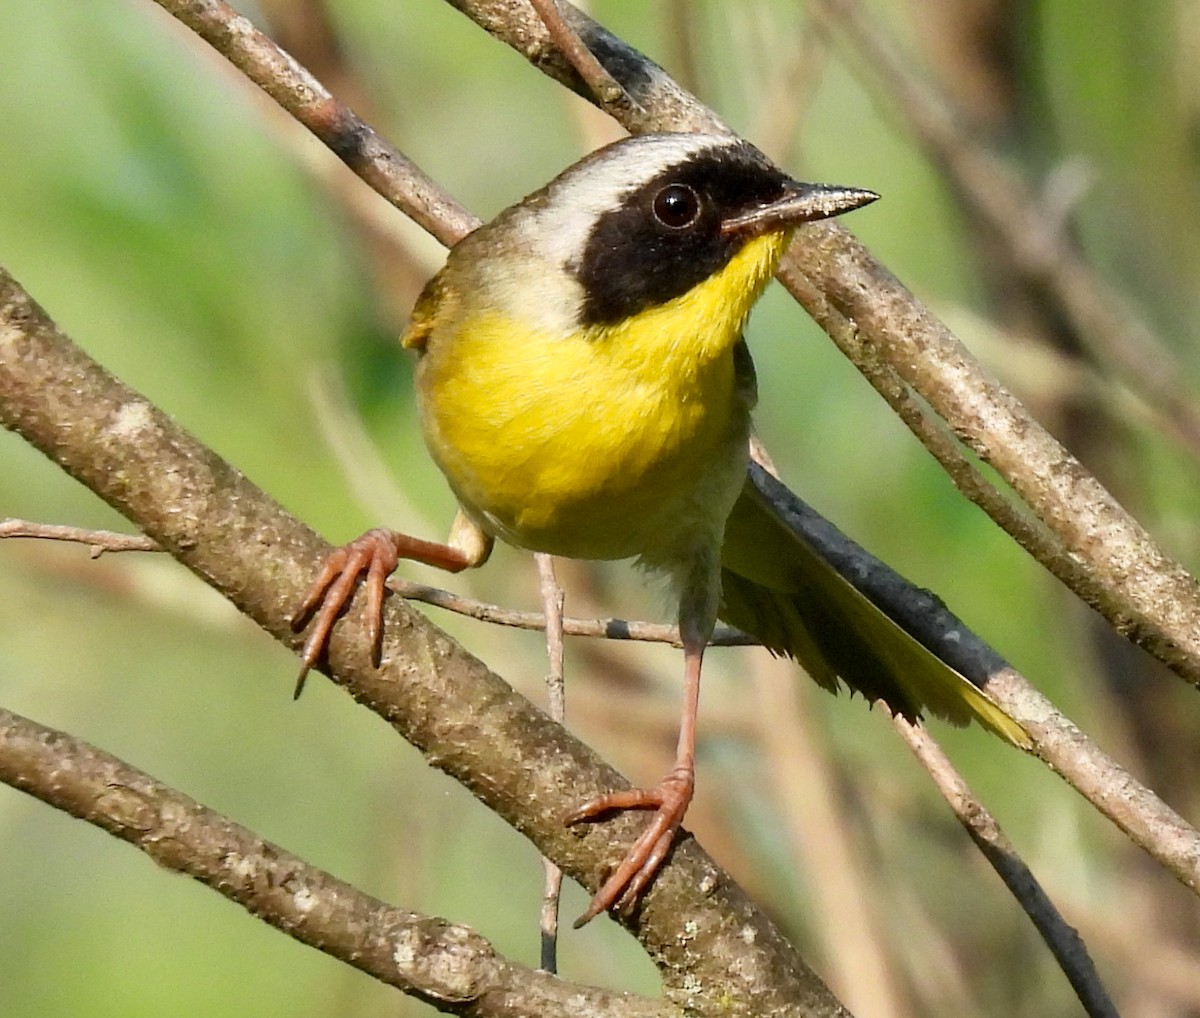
[{"left": 2, "top": 1, "right": 1199, "bottom": 1015}]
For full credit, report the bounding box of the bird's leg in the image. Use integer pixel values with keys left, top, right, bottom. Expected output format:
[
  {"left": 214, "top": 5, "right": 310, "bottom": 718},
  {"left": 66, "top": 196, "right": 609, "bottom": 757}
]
[
  {"left": 290, "top": 511, "right": 492, "bottom": 696},
  {"left": 565, "top": 623, "right": 706, "bottom": 927}
]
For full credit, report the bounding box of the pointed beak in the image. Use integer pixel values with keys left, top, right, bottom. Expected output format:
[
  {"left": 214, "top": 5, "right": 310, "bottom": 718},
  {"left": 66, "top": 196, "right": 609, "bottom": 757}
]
[{"left": 721, "top": 181, "right": 879, "bottom": 236}]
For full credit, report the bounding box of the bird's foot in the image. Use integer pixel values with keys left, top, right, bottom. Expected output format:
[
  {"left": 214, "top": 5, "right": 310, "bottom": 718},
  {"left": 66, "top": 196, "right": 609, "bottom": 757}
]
[
  {"left": 290, "top": 528, "right": 403, "bottom": 697},
  {"left": 565, "top": 765, "right": 694, "bottom": 927},
  {"left": 290, "top": 526, "right": 478, "bottom": 698}
]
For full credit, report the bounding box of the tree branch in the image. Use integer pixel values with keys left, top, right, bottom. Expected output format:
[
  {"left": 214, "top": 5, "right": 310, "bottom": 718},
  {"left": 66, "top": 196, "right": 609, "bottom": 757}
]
[
  {"left": 891, "top": 716, "right": 1118, "bottom": 1018},
  {"left": 0, "top": 706, "right": 669, "bottom": 1018},
  {"left": 0, "top": 518, "right": 755, "bottom": 646},
  {"left": 528, "top": 0, "right": 643, "bottom": 122},
  {"left": 809, "top": 0, "right": 1200, "bottom": 462},
  {"left": 0, "top": 518, "right": 160, "bottom": 554},
  {"left": 154, "top": 0, "right": 476, "bottom": 247}
]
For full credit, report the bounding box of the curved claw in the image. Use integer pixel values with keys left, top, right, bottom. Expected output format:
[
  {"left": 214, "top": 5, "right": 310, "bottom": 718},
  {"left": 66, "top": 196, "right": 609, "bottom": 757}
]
[
  {"left": 566, "top": 766, "right": 695, "bottom": 927},
  {"left": 291, "top": 529, "right": 401, "bottom": 698}
]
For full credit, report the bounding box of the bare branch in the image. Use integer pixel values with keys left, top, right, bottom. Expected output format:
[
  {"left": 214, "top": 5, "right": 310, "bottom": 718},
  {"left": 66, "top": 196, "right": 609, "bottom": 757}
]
[
  {"left": 528, "top": 0, "right": 643, "bottom": 121},
  {"left": 442, "top": 0, "right": 725, "bottom": 137},
  {"left": 0, "top": 517, "right": 159, "bottom": 554},
  {"left": 0, "top": 706, "right": 670, "bottom": 1018},
  {"left": 891, "top": 716, "right": 1120, "bottom": 1018},
  {"left": 150, "top": 0, "right": 477, "bottom": 246},
  {"left": 390, "top": 578, "right": 753, "bottom": 647},
  {"left": 536, "top": 553, "right": 567, "bottom": 973},
  {"left": 0, "top": 518, "right": 754, "bottom": 646},
  {"left": 809, "top": 0, "right": 1200, "bottom": 462}
]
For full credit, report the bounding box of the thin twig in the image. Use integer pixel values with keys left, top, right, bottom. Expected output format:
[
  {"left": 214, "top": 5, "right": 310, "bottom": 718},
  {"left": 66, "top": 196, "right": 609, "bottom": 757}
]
[
  {"left": 0, "top": 518, "right": 160, "bottom": 554},
  {"left": 0, "top": 517, "right": 754, "bottom": 647},
  {"left": 390, "top": 577, "right": 754, "bottom": 646},
  {"left": 891, "top": 715, "right": 1121, "bottom": 1018},
  {"left": 529, "top": 0, "right": 643, "bottom": 121},
  {"left": 536, "top": 553, "right": 566, "bottom": 974},
  {"left": 0, "top": 707, "right": 671, "bottom": 1018}
]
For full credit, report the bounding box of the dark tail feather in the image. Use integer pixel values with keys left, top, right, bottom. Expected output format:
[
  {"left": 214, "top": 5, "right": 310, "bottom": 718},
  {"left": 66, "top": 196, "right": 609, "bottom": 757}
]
[{"left": 719, "top": 470, "right": 1030, "bottom": 748}]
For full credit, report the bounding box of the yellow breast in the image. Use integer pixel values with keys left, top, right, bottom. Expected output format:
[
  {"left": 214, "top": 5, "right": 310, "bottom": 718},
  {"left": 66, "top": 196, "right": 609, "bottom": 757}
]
[{"left": 412, "top": 231, "right": 788, "bottom": 563}]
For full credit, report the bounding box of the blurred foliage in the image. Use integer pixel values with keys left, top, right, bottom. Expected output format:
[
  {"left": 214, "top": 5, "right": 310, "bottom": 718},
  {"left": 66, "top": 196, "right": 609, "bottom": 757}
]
[{"left": 1, "top": 1, "right": 1198, "bottom": 1016}]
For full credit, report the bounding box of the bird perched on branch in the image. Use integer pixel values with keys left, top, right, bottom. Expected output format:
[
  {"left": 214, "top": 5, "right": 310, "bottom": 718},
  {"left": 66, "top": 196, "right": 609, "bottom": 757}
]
[{"left": 292, "top": 132, "right": 1028, "bottom": 927}]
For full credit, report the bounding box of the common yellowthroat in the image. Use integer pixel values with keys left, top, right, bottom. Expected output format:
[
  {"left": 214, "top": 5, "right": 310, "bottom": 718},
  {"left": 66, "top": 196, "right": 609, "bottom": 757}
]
[{"left": 293, "top": 132, "right": 1028, "bottom": 926}]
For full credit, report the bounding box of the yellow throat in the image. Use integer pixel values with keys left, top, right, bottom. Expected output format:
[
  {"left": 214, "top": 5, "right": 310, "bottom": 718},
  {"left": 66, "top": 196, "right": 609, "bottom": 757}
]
[{"left": 411, "top": 230, "right": 792, "bottom": 562}]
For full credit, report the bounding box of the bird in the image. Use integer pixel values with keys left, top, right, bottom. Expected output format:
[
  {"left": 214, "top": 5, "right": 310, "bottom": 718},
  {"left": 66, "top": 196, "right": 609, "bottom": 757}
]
[{"left": 291, "top": 131, "right": 1029, "bottom": 927}]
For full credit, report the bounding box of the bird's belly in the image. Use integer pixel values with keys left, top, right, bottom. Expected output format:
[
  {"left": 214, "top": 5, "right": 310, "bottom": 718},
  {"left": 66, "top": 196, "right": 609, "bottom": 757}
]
[{"left": 417, "top": 318, "right": 748, "bottom": 563}]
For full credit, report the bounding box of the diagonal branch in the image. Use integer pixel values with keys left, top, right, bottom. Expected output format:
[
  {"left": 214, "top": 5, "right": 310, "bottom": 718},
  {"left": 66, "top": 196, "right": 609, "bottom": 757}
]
[
  {"left": 809, "top": 0, "right": 1200, "bottom": 462},
  {"left": 528, "top": 0, "right": 644, "bottom": 122},
  {"left": 0, "top": 706, "right": 670, "bottom": 1018},
  {"left": 155, "top": 0, "right": 476, "bottom": 247},
  {"left": 891, "top": 716, "right": 1119, "bottom": 1018}
]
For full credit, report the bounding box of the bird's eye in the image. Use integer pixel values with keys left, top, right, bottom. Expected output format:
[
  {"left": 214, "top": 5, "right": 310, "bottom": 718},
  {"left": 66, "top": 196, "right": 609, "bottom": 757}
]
[{"left": 652, "top": 183, "right": 701, "bottom": 229}]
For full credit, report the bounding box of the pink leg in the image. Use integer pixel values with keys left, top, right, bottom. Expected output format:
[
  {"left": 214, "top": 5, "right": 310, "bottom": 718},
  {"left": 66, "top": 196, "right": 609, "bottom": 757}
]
[{"left": 566, "top": 635, "right": 704, "bottom": 926}]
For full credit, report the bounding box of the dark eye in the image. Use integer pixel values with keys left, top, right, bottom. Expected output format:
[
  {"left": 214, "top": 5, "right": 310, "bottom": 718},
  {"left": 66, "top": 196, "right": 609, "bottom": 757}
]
[{"left": 652, "top": 183, "right": 701, "bottom": 229}]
